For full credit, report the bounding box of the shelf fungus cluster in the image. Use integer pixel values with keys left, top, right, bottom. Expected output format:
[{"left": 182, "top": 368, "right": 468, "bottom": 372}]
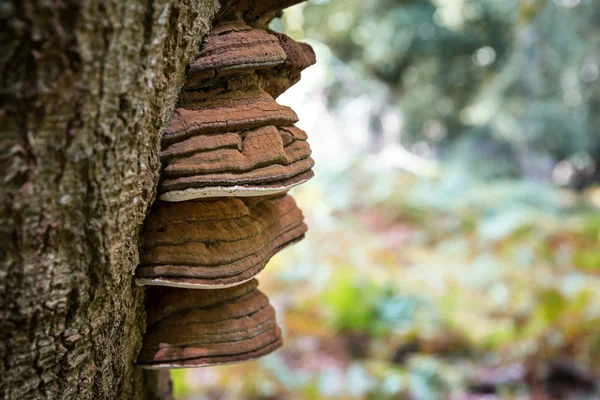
[
  {"left": 135, "top": 3, "right": 315, "bottom": 369},
  {"left": 159, "top": 16, "right": 316, "bottom": 203}
]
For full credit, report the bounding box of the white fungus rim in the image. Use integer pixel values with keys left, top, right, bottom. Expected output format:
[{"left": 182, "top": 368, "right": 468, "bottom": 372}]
[{"left": 158, "top": 176, "right": 312, "bottom": 202}]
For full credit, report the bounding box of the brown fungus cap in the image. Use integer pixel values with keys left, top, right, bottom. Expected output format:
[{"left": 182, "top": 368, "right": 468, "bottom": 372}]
[
  {"left": 187, "top": 19, "right": 287, "bottom": 88},
  {"left": 160, "top": 79, "right": 314, "bottom": 202},
  {"left": 136, "top": 194, "right": 306, "bottom": 288},
  {"left": 137, "top": 279, "right": 283, "bottom": 369},
  {"left": 159, "top": 118, "right": 314, "bottom": 201},
  {"left": 159, "top": 78, "right": 314, "bottom": 202},
  {"left": 163, "top": 84, "right": 298, "bottom": 145}
]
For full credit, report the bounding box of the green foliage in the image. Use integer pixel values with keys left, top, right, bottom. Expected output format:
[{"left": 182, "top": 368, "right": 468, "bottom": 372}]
[
  {"left": 293, "top": 0, "right": 600, "bottom": 177},
  {"left": 299, "top": 0, "right": 514, "bottom": 142},
  {"left": 323, "top": 272, "right": 437, "bottom": 337},
  {"left": 323, "top": 272, "right": 380, "bottom": 333},
  {"left": 574, "top": 249, "right": 600, "bottom": 271},
  {"left": 171, "top": 370, "right": 191, "bottom": 398},
  {"left": 573, "top": 214, "right": 600, "bottom": 271}
]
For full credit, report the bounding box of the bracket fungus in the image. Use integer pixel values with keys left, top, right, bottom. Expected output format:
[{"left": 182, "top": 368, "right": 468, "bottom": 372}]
[
  {"left": 137, "top": 0, "right": 316, "bottom": 371},
  {"left": 138, "top": 279, "right": 282, "bottom": 368},
  {"left": 136, "top": 194, "right": 306, "bottom": 288},
  {"left": 158, "top": 17, "right": 316, "bottom": 202}
]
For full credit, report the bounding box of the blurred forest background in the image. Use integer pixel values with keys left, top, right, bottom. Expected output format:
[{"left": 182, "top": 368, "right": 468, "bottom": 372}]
[{"left": 172, "top": 0, "right": 600, "bottom": 398}]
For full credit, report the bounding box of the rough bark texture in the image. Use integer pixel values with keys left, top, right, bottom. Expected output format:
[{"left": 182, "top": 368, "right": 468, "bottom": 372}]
[{"left": 0, "top": 1, "right": 219, "bottom": 398}]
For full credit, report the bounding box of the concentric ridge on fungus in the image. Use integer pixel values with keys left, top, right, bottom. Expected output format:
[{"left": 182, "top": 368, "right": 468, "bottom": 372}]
[
  {"left": 138, "top": 279, "right": 283, "bottom": 369},
  {"left": 157, "top": 17, "right": 316, "bottom": 202},
  {"left": 136, "top": 194, "right": 307, "bottom": 289}
]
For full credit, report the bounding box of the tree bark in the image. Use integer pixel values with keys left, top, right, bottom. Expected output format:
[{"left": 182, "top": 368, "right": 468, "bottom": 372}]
[{"left": 0, "top": 1, "right": 219, "bottom": 398}]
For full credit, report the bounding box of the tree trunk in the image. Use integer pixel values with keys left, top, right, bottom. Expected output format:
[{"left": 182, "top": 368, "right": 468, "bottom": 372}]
[{"left": 0, "top": 1, "right": 219, "bottom": 398}]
